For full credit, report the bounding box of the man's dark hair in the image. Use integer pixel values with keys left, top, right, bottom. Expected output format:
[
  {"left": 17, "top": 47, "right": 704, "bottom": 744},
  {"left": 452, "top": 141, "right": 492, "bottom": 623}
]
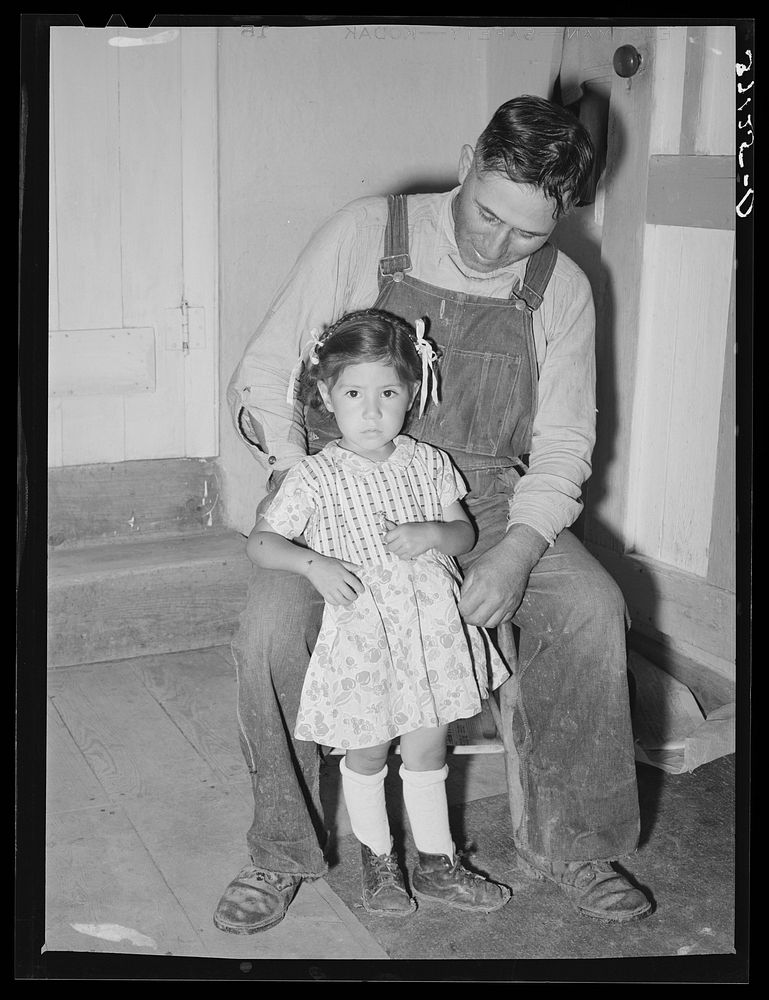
[{"left": 475, "top": 95, "right": 595, "bottom": 218}]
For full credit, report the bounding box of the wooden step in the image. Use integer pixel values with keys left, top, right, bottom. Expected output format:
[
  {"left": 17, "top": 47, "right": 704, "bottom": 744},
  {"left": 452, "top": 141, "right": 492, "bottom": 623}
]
[{"left": 48, "top": 530, "right": 252, "bottom": 668}]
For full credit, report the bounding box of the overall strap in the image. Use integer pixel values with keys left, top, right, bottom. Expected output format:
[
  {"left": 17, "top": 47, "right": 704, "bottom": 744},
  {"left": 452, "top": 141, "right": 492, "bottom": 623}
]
[
  {"left": 510, "top": 241, "right": 558, "bottom": 311},
  {"left": 379, "top": 194, "right": 413, "bottom": 278}
]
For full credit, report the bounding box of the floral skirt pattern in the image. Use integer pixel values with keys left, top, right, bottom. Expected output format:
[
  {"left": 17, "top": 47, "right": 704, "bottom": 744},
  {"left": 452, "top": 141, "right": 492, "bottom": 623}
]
[{"left": 294, "top": 552, "right": 510, "bottom": 749}]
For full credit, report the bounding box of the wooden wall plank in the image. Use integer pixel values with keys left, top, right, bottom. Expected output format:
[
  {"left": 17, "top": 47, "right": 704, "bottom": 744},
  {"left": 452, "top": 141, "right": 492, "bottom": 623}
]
[
  {"left": 707, "top": 267, "right": 736, "bottom": 591},
  {"left": 47, "top": 58, "right": 59, "bottom": 334},
  {"left": 680, "top": 26, "right": 706, "bottom": 155},
  {"left": 646, "top": 155, "right": 735, "bottom": 230},
  {"left": 49, "top": 328, "right": 157, "bottom": 397},
  {"left": 60, "top": 396, "right": 126, "bottom": 466},
  {"left": 51, "top": 28, "right": 128, "bottom": 465},
  {"left": 680, "top": 26, "right": 736, "bottom": 158},
  {"left": 51, "top": 28, "right": 123, "bottom": 331},
  {"left": 696, "top": 26, "right": 737, "bottom": 156},
  {"left": 48, "top": 457, "right": 222, "bottom": 547},
  {"left": 626, "top": 224, "right": 683, "bottom": 561},
  {"left": 649, "top": 26, "right": 687, "bottom": 155},
  {"left": 629, "top": 225, "right": 733, "bottom": 577},
  {"left": 180, "top": 28, "right": 219, "bottom": 457},
  {"left": 117, "top": 35, "right": 186, "bottom": 460},
  {"left": 658, "top": 226, "right": 734, "bottom": 576}
]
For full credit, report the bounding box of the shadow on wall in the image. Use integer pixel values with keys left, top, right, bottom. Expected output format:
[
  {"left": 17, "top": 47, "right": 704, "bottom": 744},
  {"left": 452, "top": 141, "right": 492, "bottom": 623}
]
[{"left": 392, "top": 174, "right": 459, "bottom": 197}]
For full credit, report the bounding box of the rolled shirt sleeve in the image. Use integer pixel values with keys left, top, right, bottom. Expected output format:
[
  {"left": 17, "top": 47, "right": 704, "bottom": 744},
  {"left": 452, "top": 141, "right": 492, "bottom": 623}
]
[{"left": 506, "top": 260, "right": 596, "bottom": 545}]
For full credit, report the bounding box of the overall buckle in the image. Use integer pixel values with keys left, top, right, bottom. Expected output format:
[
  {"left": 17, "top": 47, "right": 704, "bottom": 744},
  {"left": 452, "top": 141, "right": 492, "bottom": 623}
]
[{"left": 379, "top": 253, "right": 412, "bottom": 280}]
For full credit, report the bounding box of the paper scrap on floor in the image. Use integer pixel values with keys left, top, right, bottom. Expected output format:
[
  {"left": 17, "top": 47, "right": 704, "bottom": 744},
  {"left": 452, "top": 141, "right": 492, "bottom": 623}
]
[{"left": 628, "top": 652, "right": 735, "bottom": 775}]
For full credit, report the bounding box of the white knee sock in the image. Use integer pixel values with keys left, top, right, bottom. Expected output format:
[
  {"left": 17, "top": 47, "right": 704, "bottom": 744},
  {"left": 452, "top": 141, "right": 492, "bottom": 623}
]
[
  {"left": 339, "top": 757, "right": 392, "bottom": 857},
  {"left": 400, "top": 764, "right": 454, "bottom": 858}
]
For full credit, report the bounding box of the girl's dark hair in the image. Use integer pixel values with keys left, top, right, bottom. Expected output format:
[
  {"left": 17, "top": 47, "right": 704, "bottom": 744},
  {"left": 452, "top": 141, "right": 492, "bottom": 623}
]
[
  {"left": 475, "top": 95, "right": 595, "bottom": 218},
  {"left": 300, "top": 309, "right": 425, "bottom": 410}
]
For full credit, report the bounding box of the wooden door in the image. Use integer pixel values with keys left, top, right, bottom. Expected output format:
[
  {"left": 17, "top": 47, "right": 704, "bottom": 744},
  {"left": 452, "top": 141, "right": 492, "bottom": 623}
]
[
  {"left": 48, "top": 26, "right": 219, "bottom": 466},
  {"left": 583, "top": 26, "right": 737, "bottom": 703}
]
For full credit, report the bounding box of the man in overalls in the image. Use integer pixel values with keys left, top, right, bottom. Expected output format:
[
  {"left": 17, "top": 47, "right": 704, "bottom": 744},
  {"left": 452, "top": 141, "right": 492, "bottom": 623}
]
[{"left": 215, "top": 95, "right": 653, "bottom": 934}]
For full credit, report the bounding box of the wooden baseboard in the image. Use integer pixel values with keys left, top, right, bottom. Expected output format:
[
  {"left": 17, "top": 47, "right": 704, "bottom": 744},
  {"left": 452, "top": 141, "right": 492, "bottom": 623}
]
[{"left": 48, "top": 458, "right": 223, "bottom": 548}]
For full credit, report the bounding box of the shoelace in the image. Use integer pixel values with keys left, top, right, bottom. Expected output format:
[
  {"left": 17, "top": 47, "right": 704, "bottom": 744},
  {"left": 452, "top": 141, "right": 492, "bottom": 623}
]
[
  {"left": 370, "top": 853, "right": 402, "bottom": 885},
  {"left": 448, "top": 851, "right": 486, "bottom": 883},
  {"left": 245, "top": 868, "right": 297, "bottom": 890}
]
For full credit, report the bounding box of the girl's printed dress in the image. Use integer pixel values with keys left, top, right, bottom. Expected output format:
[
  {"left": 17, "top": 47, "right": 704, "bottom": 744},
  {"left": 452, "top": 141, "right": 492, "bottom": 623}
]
[{"left": 262, "top": 435, "right": 510, "bottom": 750}]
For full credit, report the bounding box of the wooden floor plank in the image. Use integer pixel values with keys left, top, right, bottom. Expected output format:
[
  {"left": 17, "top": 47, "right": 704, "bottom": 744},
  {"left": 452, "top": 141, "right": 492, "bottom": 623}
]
[
  {"left": 47, "top": 700, "right": 112, "bottom": 814},
  {"left": 119, "top": 779, "right": 387, "bottom": 959},
  {"left": 131, "top": 649, "right": 244, "bottom": 783},
  {"left": 45, "top": 806, "right": 205, "bottom": 957},
  {"left": 47, "top": 663, "right": 219, "bottom": 801}
]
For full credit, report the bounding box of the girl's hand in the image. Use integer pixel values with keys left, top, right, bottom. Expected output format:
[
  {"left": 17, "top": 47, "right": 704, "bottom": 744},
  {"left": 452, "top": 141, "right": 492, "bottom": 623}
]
[
  {"left": 303, "top": 554, "right": 364, "bottom": 605},
  {"left": 381, "top": 518, "right": 438, "bottom": 560}
]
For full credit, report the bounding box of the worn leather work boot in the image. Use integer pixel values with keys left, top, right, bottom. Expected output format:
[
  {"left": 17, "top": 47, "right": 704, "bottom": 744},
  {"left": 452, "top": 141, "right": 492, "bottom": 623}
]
[
  {"left": 360, "top": 842, "right": 416, "bottom": 916},
  {"left": 213, "top": 864, "right": 302, "bottom": 934},
  {"left": 412, "top": 850, "right": 512, "bottom": 912},
  {"left": 515, "top": 847, "right": 653, "bottom": 922}
]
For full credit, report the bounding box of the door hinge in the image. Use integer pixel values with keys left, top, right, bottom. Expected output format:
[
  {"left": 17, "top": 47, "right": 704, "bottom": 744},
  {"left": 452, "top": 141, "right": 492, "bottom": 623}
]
[{"left": 164, "top": 299, "right": 205, "bottom": 353}]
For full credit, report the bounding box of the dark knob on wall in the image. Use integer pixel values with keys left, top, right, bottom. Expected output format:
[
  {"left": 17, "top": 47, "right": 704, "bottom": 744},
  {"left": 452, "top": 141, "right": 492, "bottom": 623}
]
[{"left": 613, "top": 44, "right": 643, "bottom": 78}]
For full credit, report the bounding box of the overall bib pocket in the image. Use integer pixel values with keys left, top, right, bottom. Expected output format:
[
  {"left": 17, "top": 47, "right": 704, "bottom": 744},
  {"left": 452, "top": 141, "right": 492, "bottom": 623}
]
[{"left": 420, "top": 347, "right": 524, "bottom": 456}]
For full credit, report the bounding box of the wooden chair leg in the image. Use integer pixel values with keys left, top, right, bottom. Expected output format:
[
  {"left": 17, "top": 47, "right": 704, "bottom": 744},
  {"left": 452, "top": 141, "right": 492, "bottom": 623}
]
[{"left": 488, "top": 622, "right": 525, "bottom": 836}]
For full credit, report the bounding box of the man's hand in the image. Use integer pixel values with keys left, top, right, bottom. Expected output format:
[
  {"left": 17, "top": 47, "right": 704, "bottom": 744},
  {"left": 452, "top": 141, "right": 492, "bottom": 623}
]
[{"left": 458, "top": 524, "right": 549, "bottom": 627}]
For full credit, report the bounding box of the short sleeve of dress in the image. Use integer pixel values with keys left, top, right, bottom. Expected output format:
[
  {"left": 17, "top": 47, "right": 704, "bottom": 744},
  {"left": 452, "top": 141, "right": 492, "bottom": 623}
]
[
  {"left": 260, "top": 462, "right": 317, "bottom": 540},
  {"left": 432, "top": 447, "right": 468, "bottom": 512}
]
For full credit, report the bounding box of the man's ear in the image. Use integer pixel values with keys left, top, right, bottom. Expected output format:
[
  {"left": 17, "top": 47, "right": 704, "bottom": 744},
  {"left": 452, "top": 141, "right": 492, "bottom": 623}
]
[
  {"left": 457, "top": 144, "right": 475, "bottom": 184},
  {"left": 317, "top": 380, "right": 334, "bottom": 412}
]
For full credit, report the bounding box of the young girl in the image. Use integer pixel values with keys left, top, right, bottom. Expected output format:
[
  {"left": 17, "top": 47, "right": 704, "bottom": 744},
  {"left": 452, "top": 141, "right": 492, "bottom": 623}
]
[{"left": 247, "top": 309, "right": 511, "bottom": 917}]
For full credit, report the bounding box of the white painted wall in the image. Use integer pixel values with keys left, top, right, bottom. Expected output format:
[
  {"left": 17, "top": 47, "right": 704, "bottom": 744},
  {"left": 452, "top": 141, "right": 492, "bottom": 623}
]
[{"left": 217, "top": 23, "right": 563, "bottom": 533}]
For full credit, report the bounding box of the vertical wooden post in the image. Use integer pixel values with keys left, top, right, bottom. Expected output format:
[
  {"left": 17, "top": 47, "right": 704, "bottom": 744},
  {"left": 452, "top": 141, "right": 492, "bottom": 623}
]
[{"left": 584, "top": 28, "right": 658, "bottom": 553}]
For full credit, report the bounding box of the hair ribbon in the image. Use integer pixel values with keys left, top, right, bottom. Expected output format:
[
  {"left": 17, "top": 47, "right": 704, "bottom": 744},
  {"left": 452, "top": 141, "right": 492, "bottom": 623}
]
[{"left": 414, "top": 318, "right": 438, "bottom": 418}]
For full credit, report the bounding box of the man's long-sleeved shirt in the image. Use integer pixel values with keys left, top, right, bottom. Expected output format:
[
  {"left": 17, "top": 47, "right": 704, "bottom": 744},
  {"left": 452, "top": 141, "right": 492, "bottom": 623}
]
[{"left": 227, "top": 188, "right": 597, "bottom": 545}]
